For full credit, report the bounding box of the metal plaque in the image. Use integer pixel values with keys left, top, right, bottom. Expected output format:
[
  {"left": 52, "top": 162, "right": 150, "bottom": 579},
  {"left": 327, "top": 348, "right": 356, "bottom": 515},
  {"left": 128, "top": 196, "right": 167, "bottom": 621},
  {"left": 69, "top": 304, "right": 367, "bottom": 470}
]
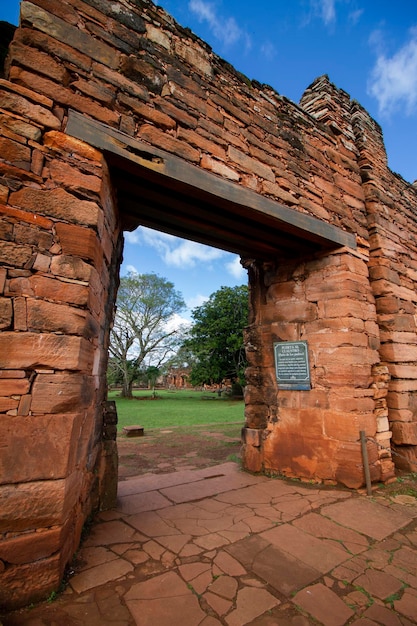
[{"left": 274, "top": 340, "right": 311, "bottom": 390}]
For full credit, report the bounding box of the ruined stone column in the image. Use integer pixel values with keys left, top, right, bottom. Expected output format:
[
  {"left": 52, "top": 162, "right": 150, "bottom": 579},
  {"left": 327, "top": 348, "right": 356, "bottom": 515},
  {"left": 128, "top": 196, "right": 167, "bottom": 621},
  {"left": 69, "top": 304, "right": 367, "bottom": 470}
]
[
  {"left": 0, "top": 84, "right": 122, "bottom": 607},
  {"left": 242, "top": 248, "right": 394, "bottom": 487}
]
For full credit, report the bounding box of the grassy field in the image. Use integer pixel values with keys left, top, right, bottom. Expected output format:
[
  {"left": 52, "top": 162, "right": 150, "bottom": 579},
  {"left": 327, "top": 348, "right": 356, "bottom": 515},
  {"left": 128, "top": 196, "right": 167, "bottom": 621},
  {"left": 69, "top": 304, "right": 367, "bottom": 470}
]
[{"left": 108, "top": 389, "right": 245, "bottom": 431}]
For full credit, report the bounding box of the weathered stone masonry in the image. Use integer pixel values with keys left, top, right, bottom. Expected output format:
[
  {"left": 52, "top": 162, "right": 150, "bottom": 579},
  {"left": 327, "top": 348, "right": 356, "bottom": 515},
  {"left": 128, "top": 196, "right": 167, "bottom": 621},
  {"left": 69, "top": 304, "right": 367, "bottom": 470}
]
[{"left": 0, "top": 0, "right": 417, "bottom": 608}]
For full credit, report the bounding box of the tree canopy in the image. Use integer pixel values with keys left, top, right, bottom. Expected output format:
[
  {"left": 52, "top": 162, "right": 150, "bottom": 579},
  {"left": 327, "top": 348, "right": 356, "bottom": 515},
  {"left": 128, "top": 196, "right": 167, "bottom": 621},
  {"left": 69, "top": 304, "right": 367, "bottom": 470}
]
[
  {"left": 183, "top": 285, "right": 248, "bottom": 387},
  {"left": 109, "top": 271, "right": 186, "bottom": 397}
]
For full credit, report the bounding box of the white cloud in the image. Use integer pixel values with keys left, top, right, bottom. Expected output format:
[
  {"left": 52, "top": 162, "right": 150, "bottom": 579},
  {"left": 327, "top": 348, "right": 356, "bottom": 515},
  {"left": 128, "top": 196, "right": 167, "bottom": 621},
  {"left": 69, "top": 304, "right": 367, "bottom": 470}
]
[
  {"left": 164, "top": 313, "right": 192, "bottom": 333},
  {"left": 124, "top": 230, "right": 140, "bottom": 244},
  {"left": 368, "top": 26, "right": 417, "bottom": 116},
  {"left": 166, "top": 239, "right": 224, "bottom": 268},
  {"left": 126, "top": 264, "right": 139, "bottom": 274},
  {"left": 188, "top": 0, "right": 251, "bottom": 49},
  {"left": 187, "top": 294, "right": 210, "bottom": 310},
  {"left": 225, "top": 255, "right": 247, "bottom": 281},
  {"left": 138, "top": 227, "right": 225, "bottom": 269},
  {"left": 310, "top": 0, "right": 336, "bottom": 26},
  {"left": 260, "top": 41, "right": 277, "bottom": 61},
  {"left": 348, "top": 8, "right": 363, "bottom": 26}
]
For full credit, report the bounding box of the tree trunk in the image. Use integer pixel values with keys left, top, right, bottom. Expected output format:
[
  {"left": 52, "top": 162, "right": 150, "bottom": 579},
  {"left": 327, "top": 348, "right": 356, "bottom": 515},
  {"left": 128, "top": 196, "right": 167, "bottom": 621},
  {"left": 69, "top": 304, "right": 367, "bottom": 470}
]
[{"left": 121, "top": 365, "right": 133, "bottom": 398}]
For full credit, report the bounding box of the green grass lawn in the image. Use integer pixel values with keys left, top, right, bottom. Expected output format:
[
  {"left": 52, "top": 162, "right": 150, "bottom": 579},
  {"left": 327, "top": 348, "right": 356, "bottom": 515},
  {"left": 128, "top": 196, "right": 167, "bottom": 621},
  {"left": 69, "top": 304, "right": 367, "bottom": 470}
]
[{"left": 108, "top": 389, "right": 245, "bottom": 431}]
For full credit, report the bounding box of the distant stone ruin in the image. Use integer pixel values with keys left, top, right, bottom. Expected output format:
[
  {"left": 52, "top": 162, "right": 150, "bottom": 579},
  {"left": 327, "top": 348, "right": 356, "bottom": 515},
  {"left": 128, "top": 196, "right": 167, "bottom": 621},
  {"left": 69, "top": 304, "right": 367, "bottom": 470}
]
[{"left": 1, "top": 0, "right": 417, "bottom": 609}]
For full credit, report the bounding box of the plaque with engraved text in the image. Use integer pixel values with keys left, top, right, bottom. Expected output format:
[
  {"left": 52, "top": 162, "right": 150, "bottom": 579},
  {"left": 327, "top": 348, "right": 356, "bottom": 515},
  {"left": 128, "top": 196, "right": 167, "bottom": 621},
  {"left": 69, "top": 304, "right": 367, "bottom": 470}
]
[{"left": 274, "top": 341, "right": 311, "bottom": 390}]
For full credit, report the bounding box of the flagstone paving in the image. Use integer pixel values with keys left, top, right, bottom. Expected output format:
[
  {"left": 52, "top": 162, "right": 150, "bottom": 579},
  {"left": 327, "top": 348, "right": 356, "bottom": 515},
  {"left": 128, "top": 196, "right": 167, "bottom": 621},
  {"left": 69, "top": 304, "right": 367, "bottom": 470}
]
[{"left": 2, "top": 462, "right": 417, "bottom": 625}]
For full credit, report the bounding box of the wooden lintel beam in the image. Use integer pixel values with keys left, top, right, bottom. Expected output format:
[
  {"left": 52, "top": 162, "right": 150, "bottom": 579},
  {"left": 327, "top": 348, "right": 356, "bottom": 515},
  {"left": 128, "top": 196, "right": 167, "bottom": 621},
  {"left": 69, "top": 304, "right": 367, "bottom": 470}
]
[{"left": 66, "top": 110, "right": 357, "bottom": 251}]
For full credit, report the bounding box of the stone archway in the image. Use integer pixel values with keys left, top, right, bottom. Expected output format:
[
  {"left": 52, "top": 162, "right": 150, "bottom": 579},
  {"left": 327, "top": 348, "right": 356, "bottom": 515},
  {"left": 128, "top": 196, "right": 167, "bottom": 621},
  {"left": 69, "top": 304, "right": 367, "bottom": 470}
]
[{"left": 1, "top": 0, "right": 417, "bottom": 609}]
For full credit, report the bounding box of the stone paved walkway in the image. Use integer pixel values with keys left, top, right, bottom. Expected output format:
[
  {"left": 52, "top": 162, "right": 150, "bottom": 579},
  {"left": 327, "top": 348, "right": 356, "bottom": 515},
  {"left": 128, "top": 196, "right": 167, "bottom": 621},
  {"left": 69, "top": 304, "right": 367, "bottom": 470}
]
[{"left": 3, "top": 462, "right": 417, "bottom": 625}]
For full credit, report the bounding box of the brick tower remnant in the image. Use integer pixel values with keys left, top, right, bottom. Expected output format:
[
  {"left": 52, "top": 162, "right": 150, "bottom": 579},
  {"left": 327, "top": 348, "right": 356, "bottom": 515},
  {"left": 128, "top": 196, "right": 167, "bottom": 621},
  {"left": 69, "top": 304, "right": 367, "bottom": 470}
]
[{"left": 1, "top": 0, "right": 417, "bottom": 609}]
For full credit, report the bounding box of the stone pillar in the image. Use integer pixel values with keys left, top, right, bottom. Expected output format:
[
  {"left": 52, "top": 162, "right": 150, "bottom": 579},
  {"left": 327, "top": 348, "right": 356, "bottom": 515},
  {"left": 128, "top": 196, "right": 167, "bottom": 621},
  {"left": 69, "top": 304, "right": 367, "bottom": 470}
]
[
  {"left": 242, "top": 249, "right": 395, "bottom": 487},
  {"left": 0, "top": 85, "right": 122, "bottom": 608}
]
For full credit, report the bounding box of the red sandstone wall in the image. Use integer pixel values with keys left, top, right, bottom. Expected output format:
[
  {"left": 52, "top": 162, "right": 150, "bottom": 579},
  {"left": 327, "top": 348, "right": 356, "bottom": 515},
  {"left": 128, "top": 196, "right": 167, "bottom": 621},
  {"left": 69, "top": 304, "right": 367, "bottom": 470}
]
[
  {"left": 1, "top": 0, "right": 416, "bottom": 609},
  {"left": 0, "top": 79, "right": 123, "bottom": 606},
  {"left": 350, "top": 101, "right": 417, "bottom": 473}
]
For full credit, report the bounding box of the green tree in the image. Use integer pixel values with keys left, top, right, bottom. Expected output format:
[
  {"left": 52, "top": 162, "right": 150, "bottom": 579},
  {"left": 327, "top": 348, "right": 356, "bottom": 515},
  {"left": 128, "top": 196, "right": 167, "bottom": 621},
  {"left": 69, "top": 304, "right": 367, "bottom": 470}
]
[
  {"left": 146, "top": 365, "right": 160, "bottom": 398},
  {"left": 109, "top": 272, "right": 186, "bottom": 398},
  {"left": 184, "top": 285, "right": 248, "bottom": 388}
]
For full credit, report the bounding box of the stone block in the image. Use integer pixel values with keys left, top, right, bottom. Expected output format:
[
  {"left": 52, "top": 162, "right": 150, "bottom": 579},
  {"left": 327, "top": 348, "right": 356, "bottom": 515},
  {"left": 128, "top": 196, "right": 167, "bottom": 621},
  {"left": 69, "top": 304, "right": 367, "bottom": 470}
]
[
  {"left": 175, "top": 39, "right": 212, "bottom": 77},
  {"left": 118, "top": 94, "right": 175, "bottom": 128},
  {"left": 389, "top": 364, "right": 417, "bottom": 379},
  {"left": 244, "top": 404, "right": 268, "bottom": 429},
  {"left": 27, "top": 298, "right": 89, "bottom": 336},
  {"left": 0, "top": 112, "right": 42, "bottom": 142},
  {"left": 0, "top": 90, "right": 60, "bottom": 129},
  {"left": 138, "top": 123, "right": 200, "bottom": 163},
  {"left": 0, "top": 469, "right": 82, "bottom": 532},
  {"left": 8, "top": 274, "right": 89, "bottom": 307},
  {"left": 0, "top": 332, "right": 94, "bottom": 371},
  {"left": 0, "top": 241, "right": 33, "bottom": 268},
  {"left": 0, "top": 370, "right": 25, "bottom": 379},
  {"left": 31, "top": 373, "right": 94, "bottom": 413},
  {"left": 43, "top": 131, "right": 102, "bottom": 161},
  {"left": 261, "top": 179, "right": 299, "bottom": 205},
  {"left": 334, "top": 440, "right": 379, "bottom": 488},
  {"left": 391, "top": 422, "right": 417, "bottom": 445},
  {"left": 13, "top": 223, "right": 53, "bottom": 250},
  {"left": 376, "top": 416, "right": 389, "bottom": 432},
  {"left": 375, "top": 296, "right": 399, "bottom": 314},
  {"left": 391, "top": 444, "right": 417, "bottom": 471},
  {"left": 21, "top": 2, "right": 119, "bottom": 69},
  {"left": 0, "top": 136, "right": 31, "bottom": 168},
  {"left": 307, "top": 330, "right": 369, "bottom": 349},
  {"left": 32, "top": 253, "right": 51, "bottom": 272},
  {"left": 50, "top": 255, "right": 93, "bottom": 283},
  {"left": 122, "top": 425, "right": 144, "bottom": 437},
  {"left": 228, "top": 146, "right": 275, "bottom": 182},
  {"left": 48, "top": 160, "right": 101, "bottom": 194},
  {"left": 323, "top": 410, "right": 375, "bottom": 442},
  {"left": 0, "top": 526, "right": 62, "bottom": 565},
  {"left": 0, "top": 297, "right": 12, "bottom": 329},
  {"left": 0, "top": 267, "right": 6, "bottom": 293},
  {"left": 18, "top": 394, "right": 32, "bottom": 416},
  {"left": 0, "top": 553, "right": 61, "bottom": 610},
  {"left": 9, "top": 40, "right": 68, "bottom": 83},
  {"left": 380, "top": 343, "right": 417, "bottom": 362},
  {"left": 210, "top": 92, "right": 251, "bottom": 126},
  {"left": 319, "top": 297, "right": 376, "bottom": 320},
  {"left": 378, "top": 314, "right": 417, "bottom": 332},
  {"left": 178, "top": 127, "right": 226, "bottom": 160},
  {"left": 200, "top": 155, "right": 239, "bottom": 181},
  {"left": 0, "top": 378, "right": 30, "bottom": 396},
  {"left": 0, "top": 397, "right": 19, "bottom": 412},
  {"left": 55, "top": 222, "right": 101, "bottom": 268},
  {"left": 0, "top": 203, "right": 54, "bottom": 229},
  {"left": 242, "top": 443, "right": 262, "bottom": 473},
  {"left": 91, "top": 62, "right": 149, "bottom": 101},
  {"left": 0, "top": 413, "right": 85, "bottom": 483},
  {"left": 119, "top": 55, "right": 164, "bottom": 93},
  {"left": 97, "top": 440, "right": 118, "bottom": 510},
  {"left": 327, "top": 392, "right": 375, "bottom": 414},
  {"left": 10, "top": 187, "right": 100, "bottom": 227},
  {"left": 390, "top": 379, "right": 417, "bottom": 392},
  {"left": 241, "top": 427, "right": 262, "bottom": 447},
  {"left": 388, "top": 408, "right": 414, "bottom": 422},
  {"left": 146, "top": 23, "right": 171, "bottom": 50},
  {"left": 270, "top": 300, "right": 317, "bottom": 323}
]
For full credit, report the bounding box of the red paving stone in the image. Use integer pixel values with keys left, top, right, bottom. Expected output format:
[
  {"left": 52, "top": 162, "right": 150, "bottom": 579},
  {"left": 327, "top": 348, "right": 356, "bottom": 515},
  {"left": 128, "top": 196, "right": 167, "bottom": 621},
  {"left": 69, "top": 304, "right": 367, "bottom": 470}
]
[
  {"left": 321, "top": 499, "right": 412, "bottom": 540},
  {"left": 2, "top": 462, "right": 417, "bottom": 626},
  {"left": 293, "top": 583, "right": 354, "bottom": 626}
]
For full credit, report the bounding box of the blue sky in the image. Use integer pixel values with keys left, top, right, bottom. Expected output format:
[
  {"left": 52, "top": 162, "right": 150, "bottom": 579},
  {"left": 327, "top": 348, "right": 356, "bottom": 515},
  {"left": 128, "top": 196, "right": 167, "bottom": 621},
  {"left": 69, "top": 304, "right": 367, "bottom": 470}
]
[{"left": 2, "top": 0, "right": 417, "bottom": 321}]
